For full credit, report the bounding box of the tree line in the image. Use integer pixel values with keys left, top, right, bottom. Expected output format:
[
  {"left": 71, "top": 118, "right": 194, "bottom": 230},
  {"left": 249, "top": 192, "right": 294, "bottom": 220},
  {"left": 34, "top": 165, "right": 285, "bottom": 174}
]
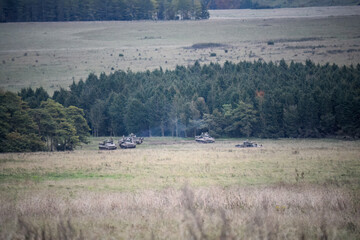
[
  {"left": 44, "top": 60, "right": 359, "bottom": 139},
  {"left": 0, "top": 89, "right": 90, "bottom": 152},
  {"left": 0, "top": 0, "right": 209, "bottom": 22},
  {"left": 2, "top": 59, "right": 359, "bottom": 152},
  {"left": 1, "top": 0, "right": 358, "bottom": 22}
]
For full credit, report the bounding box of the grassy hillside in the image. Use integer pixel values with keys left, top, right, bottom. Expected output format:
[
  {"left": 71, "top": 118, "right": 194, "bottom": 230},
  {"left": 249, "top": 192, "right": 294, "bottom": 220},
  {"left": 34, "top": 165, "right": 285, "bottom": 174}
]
[
  {"left": 253, "top": 0, "right": 360, "bottom": 8},
  {"left": 1, "top": 11, "right": 360, "bottom": 94}
]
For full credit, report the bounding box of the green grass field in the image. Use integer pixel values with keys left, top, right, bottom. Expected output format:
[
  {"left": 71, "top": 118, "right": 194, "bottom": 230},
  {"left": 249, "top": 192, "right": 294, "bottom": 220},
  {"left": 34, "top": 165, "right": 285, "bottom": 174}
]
[
  {"left": 0, "top": 138, "right": 359, "bottom": 239},
  {"left": 1, "top": 7, "right": 360, "bottom": 94}
]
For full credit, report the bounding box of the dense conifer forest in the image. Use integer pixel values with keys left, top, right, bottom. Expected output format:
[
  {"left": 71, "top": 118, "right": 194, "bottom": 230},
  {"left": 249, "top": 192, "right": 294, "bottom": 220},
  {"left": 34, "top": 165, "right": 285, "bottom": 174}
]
[
  {"left": 0, "top": 0, "right": 209, "bottom": 22},
  {"left": 17, "top": 60, "right": 360, "bottom": 139},
  {"left": 1, "top": 0, "right": 359, "bottom": 22},
  {"left": 1, "top": 59, "right": 360, "bottom": 152}
]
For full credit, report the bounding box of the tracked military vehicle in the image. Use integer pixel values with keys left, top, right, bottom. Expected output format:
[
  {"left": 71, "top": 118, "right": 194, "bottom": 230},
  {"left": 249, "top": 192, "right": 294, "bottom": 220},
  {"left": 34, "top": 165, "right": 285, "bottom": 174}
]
[
  {"left": 129, "top": 133, "right": 144, "bottom": 144},
  {"left": 235, "top": 140, "right": 261, "bottom": 148},
  {"left": 99, "top": 139, "right": 117, "bottom": 150},
  {"left": 195, "top": 132, "right": 215, "bottom": 143},
  {"left": 118, "top": 136, "right": 136, "bottom": 149}
]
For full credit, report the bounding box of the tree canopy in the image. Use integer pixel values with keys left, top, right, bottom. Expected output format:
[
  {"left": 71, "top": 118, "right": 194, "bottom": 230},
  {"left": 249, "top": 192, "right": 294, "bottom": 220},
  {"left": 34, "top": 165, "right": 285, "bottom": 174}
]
[
  {"left": 0, "top": 90, "right": 90, "bottom": 152},
  {"left": 0, "top": 0, "right": 209, "bottom": 22},
  {"left": 0, "top": 90, "right": 44, "bottom": 152},
  {"left": 50, "top": 60, "right": 360, "bottom": 139},
  {"left": 5, "top": 56, "right": 360, "bottom": 153},
  {"left": 2, "top": 58, "right": 360, "bottom": 153}
]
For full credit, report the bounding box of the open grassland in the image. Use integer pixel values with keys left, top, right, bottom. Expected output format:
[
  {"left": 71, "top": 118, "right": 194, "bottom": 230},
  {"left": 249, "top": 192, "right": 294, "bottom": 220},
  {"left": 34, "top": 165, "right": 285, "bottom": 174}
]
[
  {"left": 1, "top": 6, "right": 360, "bottom": 93},
  {"left": 0, "top": 138, "right": 359, "bottom": 239}
]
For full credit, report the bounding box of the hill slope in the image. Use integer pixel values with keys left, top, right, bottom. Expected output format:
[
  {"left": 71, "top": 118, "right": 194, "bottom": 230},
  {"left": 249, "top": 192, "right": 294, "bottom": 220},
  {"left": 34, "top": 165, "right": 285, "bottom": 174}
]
[{"left": 209, "top": 0, "right": 360, "bottom": 9}]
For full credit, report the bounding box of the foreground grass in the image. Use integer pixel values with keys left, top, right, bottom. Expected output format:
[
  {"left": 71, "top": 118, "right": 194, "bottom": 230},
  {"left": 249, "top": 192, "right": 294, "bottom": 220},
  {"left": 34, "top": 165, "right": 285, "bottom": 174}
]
[{"left": 0, "top": 138, "right": 359, "bottom": 239}]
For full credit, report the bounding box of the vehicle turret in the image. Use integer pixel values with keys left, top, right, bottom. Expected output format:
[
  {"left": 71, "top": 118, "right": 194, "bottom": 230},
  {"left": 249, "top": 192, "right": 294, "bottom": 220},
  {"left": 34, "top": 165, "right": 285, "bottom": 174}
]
[{"left": 195, "top": 132, "right": 215, "bottom": 143}]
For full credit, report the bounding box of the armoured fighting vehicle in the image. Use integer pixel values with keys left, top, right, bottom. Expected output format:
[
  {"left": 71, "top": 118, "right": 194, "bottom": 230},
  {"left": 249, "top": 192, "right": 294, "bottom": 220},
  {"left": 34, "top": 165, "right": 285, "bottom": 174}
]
[
  {"left": 195, "top": 132, "right": 215, "bottom": 143},
  {"left": 129, "top": 133, "right": 144, "bottom": 144},
  {"left": 99, "top": 139, "right": 117, "bottom": 150},
  {"left": 118, "top": 136, "right": 136, "bottom": 149},
  {"left": 235, "top": 140, "right": 261, "bottom": 148}
]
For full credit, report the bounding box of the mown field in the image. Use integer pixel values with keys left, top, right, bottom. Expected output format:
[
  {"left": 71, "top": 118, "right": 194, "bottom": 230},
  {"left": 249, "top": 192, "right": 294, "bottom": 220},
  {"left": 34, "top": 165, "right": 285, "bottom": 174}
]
[
  {"left": 1, "top": 6, "right": 360, "bottom": 94},
  {"left": 0, "top": 138, "right": 359, "bottom": 239}
]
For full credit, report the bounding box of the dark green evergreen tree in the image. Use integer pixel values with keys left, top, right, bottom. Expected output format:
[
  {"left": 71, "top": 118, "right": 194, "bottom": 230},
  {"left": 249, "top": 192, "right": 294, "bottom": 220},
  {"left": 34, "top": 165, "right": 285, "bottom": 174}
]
[
  {"left": 124, "top": 98, "right": 147, "bottom": 135},
  {"left": 0, "top": 90, "right": 44, "bottom": 152}
]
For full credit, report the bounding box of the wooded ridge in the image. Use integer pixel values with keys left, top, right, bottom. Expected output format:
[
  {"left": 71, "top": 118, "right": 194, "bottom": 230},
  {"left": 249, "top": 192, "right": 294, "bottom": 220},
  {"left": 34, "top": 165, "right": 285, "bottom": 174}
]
[
  {"left": 1, "top": 0, "right": 359, "bottom": 22},
  {"left": 2, "top": 59, "right": 360, "bottom": 152},
  {"left": 0, "top": 0, "right": 209, "bottom": 22},
  {"left": 22, "top": 60, "right": 360, "bottom": 139}
]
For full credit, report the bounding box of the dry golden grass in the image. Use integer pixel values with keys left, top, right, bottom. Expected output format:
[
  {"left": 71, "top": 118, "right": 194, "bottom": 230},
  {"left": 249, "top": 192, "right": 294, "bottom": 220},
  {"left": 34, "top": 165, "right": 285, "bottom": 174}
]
[
  {"left": 0, "top": 138, "right": 359, "bottom": 239},
  {"left": 1, "top": 184, "right": 358, "bottom": 239}
]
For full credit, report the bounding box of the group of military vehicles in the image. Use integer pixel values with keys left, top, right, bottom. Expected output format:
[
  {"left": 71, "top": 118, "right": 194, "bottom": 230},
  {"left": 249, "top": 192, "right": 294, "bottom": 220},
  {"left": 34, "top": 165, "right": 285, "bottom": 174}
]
[
  {"left": 195, "top": 132, "right": 262, "bottom": 147},
  {"left": 98, "top": 134, "right": 144, "bottom": 150},
  {"left": 119, "top": 133, "right": 144, "bottom": 149},
  {"left": 99, "top": 132, "right": 261, "bottom": 150}
]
